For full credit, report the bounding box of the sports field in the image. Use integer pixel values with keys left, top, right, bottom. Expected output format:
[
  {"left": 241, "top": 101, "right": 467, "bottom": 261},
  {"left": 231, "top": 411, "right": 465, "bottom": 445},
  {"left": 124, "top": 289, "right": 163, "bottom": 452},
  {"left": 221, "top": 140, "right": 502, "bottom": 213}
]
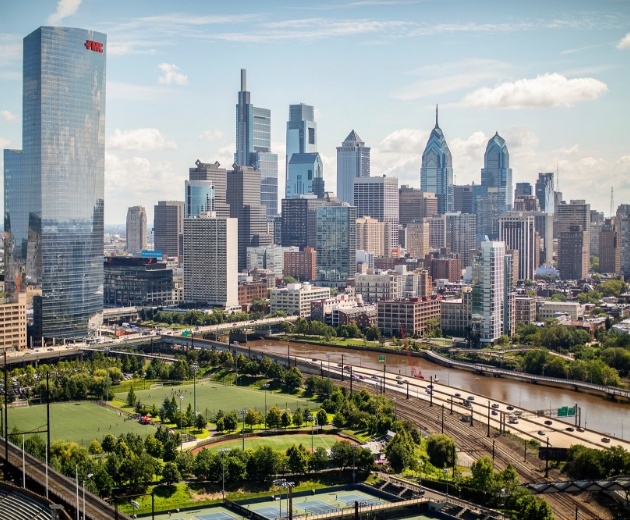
[
  {"left": 115, "top": 381, "right": 315, "bottom": 419},
  {"left": 7, "top": 401, "right": 154, "bottom": 446},
  {"left": 195, "top": 434, "right": 352, "bottom": 454}
]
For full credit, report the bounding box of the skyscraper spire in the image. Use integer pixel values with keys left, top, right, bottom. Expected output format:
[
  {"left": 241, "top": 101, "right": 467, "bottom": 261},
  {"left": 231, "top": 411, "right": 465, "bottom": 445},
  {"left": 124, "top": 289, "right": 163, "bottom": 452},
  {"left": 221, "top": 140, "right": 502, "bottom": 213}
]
[{"left": 435, "top": 104, "right": 439, "bottom": 128}]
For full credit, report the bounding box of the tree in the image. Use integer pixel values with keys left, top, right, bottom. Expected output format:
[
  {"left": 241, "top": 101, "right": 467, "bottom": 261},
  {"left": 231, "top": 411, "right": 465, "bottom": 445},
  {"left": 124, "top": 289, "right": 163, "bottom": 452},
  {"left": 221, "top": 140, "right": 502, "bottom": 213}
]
[
  {"left": 292, "top": 409, "right": 304, "bottom": 428},
  {"left": 194, "top": 413, "right": 208, "bottom": 432},
  {"left": 512, "top": 494, "right": 554, "bottom": 520},
  {"left": 248, "top": 446, "right": 279, "bottom": 483},
  {"left": 102, "top": 434, "right": 116, "bottom": 453},
  {"left": 330, "top": 441, "right": 353, "bottom": 470},
  {"left": 88, "top": 440, "right": 103, "bottom": 455},
  {"left": 245, "top": 409, "right": 263, "bottom": 429},
  {"left": 310, "top": 447, "right": 329, "bottom": 471},
  {"left": 162, "top": 462, "right": 181, "bottom": 485},
  {"left": 426, "top": 434, "right": 456, "bottom": 468},
  {"left": 266, "top": 406, "right": 282, "bottom": 429},
  {"left": 126, "top": 386, "right": 137, "bottom": 408},
  {"left": 316, "top": 408, "right": 328, "bottom": 427},
  {"left": 175, "top": 451, "right": 195, "bottom": 479},
  {"left": 550, "top": 293, "right": 567, "bottom": 302},
  {"left": 223, "top": 411, "right": 239, "bottom": 432},
  {"left": 281, "top": 409, "right": 292, "bottom": 429},
  {"left": 286, "top": 443, "right": 310, "bottom": 474},
  {"left": 470, "top": 456, "right": 496, "bottom": 493},
  {"left": 284, "top": 367, "right": 303, "bottom": 392},
  {"left": 332, "top": 412, "right": 346, "bottom": 428}
]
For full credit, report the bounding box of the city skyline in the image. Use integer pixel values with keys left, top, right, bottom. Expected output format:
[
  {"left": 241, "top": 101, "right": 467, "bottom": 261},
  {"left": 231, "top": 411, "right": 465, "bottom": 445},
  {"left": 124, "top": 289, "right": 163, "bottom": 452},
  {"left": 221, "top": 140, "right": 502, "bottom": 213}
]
[{"left": 1, "top": 1, "right": 630, "bottom": 225}]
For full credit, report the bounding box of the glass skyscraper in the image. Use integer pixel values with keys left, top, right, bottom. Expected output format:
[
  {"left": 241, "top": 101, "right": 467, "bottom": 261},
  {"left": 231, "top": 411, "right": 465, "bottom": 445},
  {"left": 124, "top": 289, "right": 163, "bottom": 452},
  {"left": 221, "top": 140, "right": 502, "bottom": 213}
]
[
  {"left": 481, "top": 132, "right": 513, "bottom": 212},
  {"left": 336, "top": 130, "right": 370, "bottom": 205},
  {"left": 286, "top": 103, "right": 319, "bottom": 199},
  {"left": 3, "top": 26, "right": 106, "bottom": 339},
  {"left": 185, "top": 180, "right": 214, "bottom": 217},
  {"left": 420, "top": 107, "right": 453, "bottom": 214},
  {"left": 234, "top": 69, "right": 278, "bottom": 219},
  {"left": 316, "top": 203, "right": 357, "bottom": 282}
]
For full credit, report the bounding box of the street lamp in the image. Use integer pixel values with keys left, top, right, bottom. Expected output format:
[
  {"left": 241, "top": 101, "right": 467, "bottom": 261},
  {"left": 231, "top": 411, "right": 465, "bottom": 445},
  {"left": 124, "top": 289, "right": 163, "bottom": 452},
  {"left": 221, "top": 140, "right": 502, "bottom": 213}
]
[
  {"left": 263, "top": 383, "right": 270, "bottom": 432},
  {"left": 240, "top": 409, "right": 247, "bottom": 450},
  {"left": 190, "top": 363, "right": 199, "bottom": 417},
  {"left": 83, "top": 473, "right": 93, "bottom": 520},
  {"left": 326, "top": 354, "right": 331, "bottom": 396},
  {"left": 218, "top": 448, "right": 230, "bottom": 500},
  {"left": 443, "top": 467, "right": 449, "bottom": 499},
  {"left": 272, "top": 479, "right": 295, "bottom": 520}
]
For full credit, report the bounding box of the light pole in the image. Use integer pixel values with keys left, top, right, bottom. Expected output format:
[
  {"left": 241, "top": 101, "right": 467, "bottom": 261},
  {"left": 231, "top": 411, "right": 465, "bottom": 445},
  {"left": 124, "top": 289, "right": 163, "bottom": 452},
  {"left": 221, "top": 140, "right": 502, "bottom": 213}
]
[
  {"left": 273, "top": 479, "right": 295, "bottom": 520},
  {"left": 240, "top": 409, "right": 247, "bottom": 450},
  {"left": 393, "top": 398, "right": 396, "bottom": 421},
  {"left": 218, "top": 448, "right": 230, "bottom": 500},
  {"left": 444, "top": 467, "right": 449, "bottom": 499},
  {"left": 82, "top": 473, "right": 93, "bottom": 520},
  {"left": 308, "top": 415, "right": 318, "bottom": 453},
  {"left": 191, "top": 363, "right": 199, "bottom": 417},
  {"left": 178, "top": 392, "right": 184, "bottom": 449},
  {"left": 263, "top": 383, "right": 270, "bottom": 432},
  {"left": 326, "top": 354, "right": 331, "bottom": 396}
]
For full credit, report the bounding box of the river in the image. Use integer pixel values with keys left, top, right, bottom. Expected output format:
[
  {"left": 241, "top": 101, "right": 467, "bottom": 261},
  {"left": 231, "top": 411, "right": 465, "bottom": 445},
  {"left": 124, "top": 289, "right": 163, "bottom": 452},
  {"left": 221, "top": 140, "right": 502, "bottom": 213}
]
[{"left": 246, "top": 339, "right": 630, "bottom": 440}]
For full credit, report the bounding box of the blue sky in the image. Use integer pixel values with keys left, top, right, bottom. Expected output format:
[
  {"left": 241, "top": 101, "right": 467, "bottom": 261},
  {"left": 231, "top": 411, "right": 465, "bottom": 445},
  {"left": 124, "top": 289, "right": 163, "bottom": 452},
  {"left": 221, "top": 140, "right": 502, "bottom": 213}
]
[{"left": 1, "top": 0, "right": 629, "bottom": 225}]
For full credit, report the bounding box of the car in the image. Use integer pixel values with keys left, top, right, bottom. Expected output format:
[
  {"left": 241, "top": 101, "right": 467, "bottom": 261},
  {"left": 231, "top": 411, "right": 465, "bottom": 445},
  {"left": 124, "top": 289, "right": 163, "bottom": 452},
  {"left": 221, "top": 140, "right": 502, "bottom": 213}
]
[
  {"left": 454, "top": 393, "right": 461, "bottom": 398},
  {"left": 577, "top": 427, "right": 585, "bottom": 432},
  {"left": 602, "top": 437, "right": 611, "bottom": 443},
  {"left": 491, "top": 410, "right": 498, "bottom": 415},
  {"left": 538, "top": 429, "right": 546, "bottom": 436},
  {"left": 565, "top": 427, "right": 575, "bottom": 432},
  {"left": 491, "top": 403, "right": 499, "bottom": 409},
  {"left": 426, "top": 388, "right": 432, "bottom": 393},
  {"left": 514, "top": 410, "right": 523, "bottom": 416},
  {"left": 467, "top": 395, "right": 475, "bottom": 401},
  {"left": 544, "top": 420, "right": 553, "bottom": 426},
  {"left": 311, "top": 358, "right": 318, "bottom": 362},
  {"left": 507, "top": 405, "right": 514, "bottom": 411},
  {"left": 396, "top": 375, "right": 403, "bottom": 380},
  {"left": 371, "top": 374, "right": 378, "bottom": 380},
  {"left": 47, "top": 348, "right": 53, "bottom": 351},
  {"left": 397, "top": 380, "right": 405, "bottom": 385}
]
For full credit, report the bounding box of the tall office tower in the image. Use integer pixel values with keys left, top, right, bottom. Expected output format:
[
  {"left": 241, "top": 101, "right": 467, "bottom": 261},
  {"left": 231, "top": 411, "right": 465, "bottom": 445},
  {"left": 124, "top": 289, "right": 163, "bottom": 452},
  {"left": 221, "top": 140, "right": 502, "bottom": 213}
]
[
  {"left": 337, "top": 130, "right": 370, "bottom": 205},
  {"left": 356, "top": 216, "right": 389, "bottom": 257},
  {"left": 453, "top": 185, "right": 474, "bottom": 214},
  {"left": 481, "top": 132, "right": 513, "bottom": 213},
  {"left": 126, "top": 206, "right": 147, "bottom": 254},
  {"left": 471, "top": 240, "right": 513, "bottom": 345},
  {"left": 420, "top": 106, "right": 453, "bottom": 214},
  {"left": 514, "top": 182, "right": 532, "bottom": 199},
  {"left": 189, "top": 160, "right": 230, "bottom": 217},
  {"left": 531, "top": 211, "right": 554, "bottom": 265},
  {"left": 617, "top": 204, "right": 630, "bottom": 218},
  {"left": 234, "top": 70, "right": 278, "bottom": 219},
  {"left": 498, "top": 212, "right": 539, "bottom": 281},
  {"left": 555, "top": 200, "right": 591, "bottom": 246},
  {"left": 316, "top": 203, "right": 357, "bottom": 282},
  {"left": 427, "top": 215, "right": 446, "bottom": 249},
  {"left": 535, "top": 172, "right": 555, "bottom": 214},
  {"left": 185, "top": 181, "right": 214, "bottom": 218},
  {"left": 227, "top": 164, "right": 272, "bottom": 271},
  {"left": 513, "top": 196, "right": 539, "bottom": 212},
  {"left": 183, "top": 213, "right": 238, "bottom": 308},
  {"left": 399, "top": 186, "right": 438, "bottom": 226},
  {"left": 354, "top": 176, "right": 399, "bottom": 252},
  {"left": 154, "top": 201, "right": 184, "bottom": 258},
  {"left": 2, "top": 27, "right": 106, "bottom": 339},
  {"left": 590, "top": 210, "right": 605, "bottom": 257},
  {"left": 445, "top": 212, "right": 477, "bottom": 267},
  {"left": 620, "top": 217, "right": 630, "bottom": 278},
  {"left": 405, "top": 221, "right": 430, "bottom": 259},
  {"left": 280, "top": 196, "right": 324, "bottom": 249},
  {"left": 287, "top": 153, "right": 324, "bottom": 199},
  {"left": 558, "top": 225, "right": 589, "bottom": 280},
  {"left": 599, "top": 218, "right": 620, "bottom": 274},
  {"left": 474, "top": 185, "right": 502, "bottom": 239},
  {"left": 286, "top": 103, "right": 318, "bottom": 198}
]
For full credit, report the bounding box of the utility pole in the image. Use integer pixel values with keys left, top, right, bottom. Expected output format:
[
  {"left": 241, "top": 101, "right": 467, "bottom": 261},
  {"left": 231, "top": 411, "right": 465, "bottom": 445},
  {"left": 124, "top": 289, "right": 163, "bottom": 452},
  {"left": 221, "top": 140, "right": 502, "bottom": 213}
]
[
  {"left": 441, "top": 404, "right": 444, "bottom": 434},
  {"left": 429, "top": 375, "right": 433, "bottom": 407},
  {"left": 487, "top": 401, "right": 490, "bottom": 437}
]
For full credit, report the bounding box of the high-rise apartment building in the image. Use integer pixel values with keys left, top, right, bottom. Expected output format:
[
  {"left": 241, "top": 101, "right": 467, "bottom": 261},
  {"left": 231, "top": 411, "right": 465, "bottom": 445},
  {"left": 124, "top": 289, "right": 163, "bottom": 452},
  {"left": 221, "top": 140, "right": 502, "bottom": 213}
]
[
  {"left": 405, "top": 221, "right": 430, "bottom": 259},
  {"left": 474, "top": 185, "right": 503, "bottom": 240},
  {"left": 555, "top": 200, "right": 590, "bottom": 247},
  {"left": 280, "top": 196, "right": 324, "bottom": 249},
  {"left": 183, "top": 213, "right": 238, "bottom": 308},
  {"left": 471, "top": 240, "right": 514, "bottom": 345},
  {"left": 558, "top": 225, "right": 589, "bottom": 280},
  {"left": 284, "top": 247, "right": 317, "bottom": 281},
  {"left": 620, "top": 217, "right": 630, "bottom": 278},
  {"left": 399, "top": 186, "right": 438, "bottom": 226},
  {"left": 599, "top": 218, "right": 620, "bottom": 274},
  {"left": 453, "top": 185, "right": 474, "bottom": 214},
  {"left": 590, "top": 210, "right": 605, "bottom": 257},
  {"left": 316, "top": 203, "right": 357, "bottom": 282},
  {"left": 286, "top": 104, "right": 319, "bottom": 199},
  {"left": 480, "top": 132, "right": 513, "bottom": 219},
  {"left": 3, "top": 27, "right": 106, "bottom": 339},
  {"left": 420, "top": 107, "right": 453, "bottom": 214},
  {"left": 356, "top": 216, "right": 390, "bottom": 258},
  {"left": 499, "top": 212, "right": 539, "bottom": 281},
  {"left": 126, "top": 206, "right": 147, "bottom": 254},
  {"left": 445, "top": 212, "right": 477, "bottom": 267},
  {"left": 427, "top": 215, "right": 446, "bottom": 250},
  {"left": 154, "top": 201, "right": 184, "bottom": 258},
  {"left": 234, "top": 70, "right": 278, "bottom": 219},
  {"left": 535, "top": 173, "right": 555, "bottom": 214},
  {"left": 354, "top": 176, "right": 399, "bottom": 252},
  {"left": 337, "top": 130, "right": 370, "bottom": 205}
]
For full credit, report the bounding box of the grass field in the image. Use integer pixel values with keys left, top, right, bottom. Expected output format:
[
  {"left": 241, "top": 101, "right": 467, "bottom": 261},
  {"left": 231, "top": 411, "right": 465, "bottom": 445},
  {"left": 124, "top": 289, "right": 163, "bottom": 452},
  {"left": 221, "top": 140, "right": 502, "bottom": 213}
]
[
  {"left": 197, "top": 433, "right": 352, "bottom": 454},
  {"left": 114, "top": 381, "right": 316, "bottom": 419},
  {"left": 7, "top": 401, "right": 154, "bottom": 446}
]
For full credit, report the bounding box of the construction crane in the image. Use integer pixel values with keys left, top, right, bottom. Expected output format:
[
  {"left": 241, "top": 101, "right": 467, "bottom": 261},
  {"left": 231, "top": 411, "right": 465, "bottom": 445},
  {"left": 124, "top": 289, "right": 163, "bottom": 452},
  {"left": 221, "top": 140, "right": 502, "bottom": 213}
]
[{"left": 399, "top": 323, "right": 424, "bottom": 379}]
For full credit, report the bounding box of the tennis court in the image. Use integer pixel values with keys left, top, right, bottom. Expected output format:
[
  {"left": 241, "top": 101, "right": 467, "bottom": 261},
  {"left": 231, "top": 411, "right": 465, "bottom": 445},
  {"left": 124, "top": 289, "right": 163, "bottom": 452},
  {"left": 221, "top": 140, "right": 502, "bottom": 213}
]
[
  {"left": 342, "top": 493, "right": 381, "bottom": 506},
  {"left": 196, "top": 513, "right": 238, "bottom": 520},
  {"left": 250, "top": 505, "right": 287, "bottom": 519},
  {"left": 297, "top": 500, "right": 339, "bottom": 515}
]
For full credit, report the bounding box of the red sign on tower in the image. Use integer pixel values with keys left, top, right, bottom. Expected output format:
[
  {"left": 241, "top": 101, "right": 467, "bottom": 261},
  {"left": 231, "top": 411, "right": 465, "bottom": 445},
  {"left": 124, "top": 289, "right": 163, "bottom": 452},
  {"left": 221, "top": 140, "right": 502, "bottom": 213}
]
[{"left": 84, "top": 40, "right": 103, "bottom": 53}]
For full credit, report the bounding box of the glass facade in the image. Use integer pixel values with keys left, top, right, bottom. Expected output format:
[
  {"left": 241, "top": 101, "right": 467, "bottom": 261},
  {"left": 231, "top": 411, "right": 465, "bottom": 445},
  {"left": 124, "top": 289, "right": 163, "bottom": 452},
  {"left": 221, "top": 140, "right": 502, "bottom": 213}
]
[
  {"left": 185, "top": 180, "right": 214, "bottom": 217},
  {"left": 286, "top": 104, "right": 317, "bottom": 199},
  {"left": 336, "top": 130, "right": 370, "bottom": 205},
  {"left": 286, "top": 153, "right": 323, "bottom": 199},
  {"left": 481, "top": 132, "right": 513, "bottom": 212},
  {"left": 4, "top": 26, "right": 106, "bottom": 339},
  {"left": 316, "top": 204, "right": 357, "bottom": 281},
  {"left": 420, "top": 109, "right": 453, "bottom": 215}
]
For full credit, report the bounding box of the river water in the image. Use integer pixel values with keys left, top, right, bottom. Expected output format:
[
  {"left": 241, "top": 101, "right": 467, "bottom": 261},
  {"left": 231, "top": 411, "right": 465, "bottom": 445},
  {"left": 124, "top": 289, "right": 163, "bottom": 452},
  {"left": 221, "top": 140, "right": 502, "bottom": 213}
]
[{"left": 246, "top": 339, "right": 630, "bottom": 440}]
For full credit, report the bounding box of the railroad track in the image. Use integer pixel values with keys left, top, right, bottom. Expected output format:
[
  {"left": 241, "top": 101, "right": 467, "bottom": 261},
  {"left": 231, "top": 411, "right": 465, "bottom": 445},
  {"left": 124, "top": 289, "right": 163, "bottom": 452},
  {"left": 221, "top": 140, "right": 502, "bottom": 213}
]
[
  {"left": 341, "top": 380, "right": 609, "bottom": 520},
  {"left": 3, "top": 439, "right": 131, "bottom": 520}
]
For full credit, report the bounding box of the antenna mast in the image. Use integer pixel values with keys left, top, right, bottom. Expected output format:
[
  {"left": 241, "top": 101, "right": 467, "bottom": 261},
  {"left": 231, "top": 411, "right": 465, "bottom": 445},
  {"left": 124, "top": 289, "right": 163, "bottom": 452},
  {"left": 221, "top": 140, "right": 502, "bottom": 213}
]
[{"left": 610, "top": 187, "right": 614, "bottom": 218}]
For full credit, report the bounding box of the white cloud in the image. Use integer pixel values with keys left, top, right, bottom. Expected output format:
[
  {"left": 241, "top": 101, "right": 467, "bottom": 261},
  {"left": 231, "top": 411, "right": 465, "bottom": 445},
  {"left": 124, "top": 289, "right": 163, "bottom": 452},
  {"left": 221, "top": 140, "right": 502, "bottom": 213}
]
[
  {"left": 199, "top": 130, "right": 224, "bottom": 143},
  {"left": 107, "top": 128, "right": 177, "bottom": 151},
  {"left": 461, "top": 73, "right": 608, "bottom": 109},
  {"left": 107, "top": 81, "right": 161, "bottom": 102},
  {"left": 370, "top": 129, "right": 428, "bottom": 185},
  {"left": 0, "top": 34, "right": 22, "bottom": 67},
  {"left": 617, "top": 33, "right": 630, "bottom": 49},
  {"left": 157, "top": 63, "right": 188, "bottom": 86},
  {"left": 47, "top": 0, "right": 82, "bottom": 26},
  {"left": 0, "top": 137, "right": 10, "bottom": 148},
  {"left": 1, "top": 110, "right": 16, "bottom": 121}
]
